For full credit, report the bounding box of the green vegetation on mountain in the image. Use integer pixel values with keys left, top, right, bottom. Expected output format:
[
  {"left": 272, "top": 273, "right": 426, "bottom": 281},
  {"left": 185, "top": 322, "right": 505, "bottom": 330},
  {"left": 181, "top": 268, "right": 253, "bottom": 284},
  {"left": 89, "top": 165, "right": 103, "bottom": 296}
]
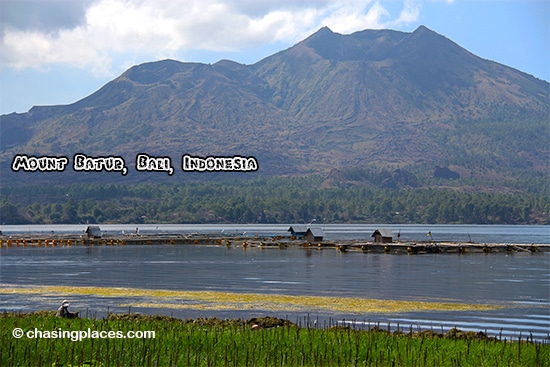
[{"left": 1, "top": 175, "right": 548, "bottom": 225}]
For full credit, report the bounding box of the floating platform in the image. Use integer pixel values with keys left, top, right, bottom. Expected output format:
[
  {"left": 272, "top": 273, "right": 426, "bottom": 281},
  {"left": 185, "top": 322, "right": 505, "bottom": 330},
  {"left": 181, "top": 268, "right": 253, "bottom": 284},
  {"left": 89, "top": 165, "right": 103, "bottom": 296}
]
[{"left": 0, "top": 233, "right": 548, "bottom": 254}]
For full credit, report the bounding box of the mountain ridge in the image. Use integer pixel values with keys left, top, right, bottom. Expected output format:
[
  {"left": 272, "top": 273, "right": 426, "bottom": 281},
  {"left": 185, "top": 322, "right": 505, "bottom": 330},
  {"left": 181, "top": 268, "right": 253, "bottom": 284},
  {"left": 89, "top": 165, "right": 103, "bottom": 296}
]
[{"left": 1, "top": 25, "right": 548, "bottom": 188}]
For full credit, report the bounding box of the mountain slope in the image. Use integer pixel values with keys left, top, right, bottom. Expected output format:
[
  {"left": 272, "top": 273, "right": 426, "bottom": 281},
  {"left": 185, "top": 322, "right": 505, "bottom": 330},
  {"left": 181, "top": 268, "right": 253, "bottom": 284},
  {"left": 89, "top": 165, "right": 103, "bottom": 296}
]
[
  {"left": 251, "top": 26, "right": 548, "bottom": 170},
  {"left": 1, "top": 60, "right": 302, "bottom": 176},
  {"left": 254, "top": 26, "right": 548, "bottom": 123},
  {"left": 1, "top": 26, "right": 548, "bottom": 186}
]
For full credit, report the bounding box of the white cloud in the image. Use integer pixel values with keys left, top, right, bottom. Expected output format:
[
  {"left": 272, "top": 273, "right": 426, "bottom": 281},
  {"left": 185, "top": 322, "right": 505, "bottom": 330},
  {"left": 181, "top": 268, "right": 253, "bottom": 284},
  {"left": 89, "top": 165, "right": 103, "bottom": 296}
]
[
  {"left": 318, "top": 1, "right": 391, "bottom": 34},
  {"left": 391, "top": 0, "right": 421, "bottom": 26},
  {"left": 0, "top": 0, "right": 94, "bottom": 34},
  {"left": 0, "top": 0, "right": 422, "bottom": 74}
]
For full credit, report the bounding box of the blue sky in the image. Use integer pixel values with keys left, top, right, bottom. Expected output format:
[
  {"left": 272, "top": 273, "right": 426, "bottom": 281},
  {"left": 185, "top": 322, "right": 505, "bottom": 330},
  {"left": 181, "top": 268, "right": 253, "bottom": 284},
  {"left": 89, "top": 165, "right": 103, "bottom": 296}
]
[{"left": 1, "top": 0, "right": 548, "bottom": 116}]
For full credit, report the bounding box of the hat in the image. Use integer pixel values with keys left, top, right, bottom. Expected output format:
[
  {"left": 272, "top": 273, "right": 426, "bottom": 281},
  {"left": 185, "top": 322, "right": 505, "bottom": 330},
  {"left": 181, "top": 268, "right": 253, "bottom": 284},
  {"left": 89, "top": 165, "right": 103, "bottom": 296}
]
[{"left": 62, "top": 300, "right": 70, "bottom": 307}]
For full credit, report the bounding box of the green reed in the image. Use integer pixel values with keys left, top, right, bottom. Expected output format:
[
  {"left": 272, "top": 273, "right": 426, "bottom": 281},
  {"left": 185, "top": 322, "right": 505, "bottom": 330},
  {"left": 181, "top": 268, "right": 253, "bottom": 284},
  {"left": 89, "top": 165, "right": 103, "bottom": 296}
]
[{"left": 1, "top": 312, "right": 548, "bottom": 367}]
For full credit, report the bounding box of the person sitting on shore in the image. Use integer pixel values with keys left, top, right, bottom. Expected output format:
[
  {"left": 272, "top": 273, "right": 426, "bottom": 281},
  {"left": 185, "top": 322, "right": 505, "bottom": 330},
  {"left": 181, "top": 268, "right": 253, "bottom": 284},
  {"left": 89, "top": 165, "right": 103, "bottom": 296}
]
[{"left": 56, "top": 300, "right": 79, "bottom": 318}]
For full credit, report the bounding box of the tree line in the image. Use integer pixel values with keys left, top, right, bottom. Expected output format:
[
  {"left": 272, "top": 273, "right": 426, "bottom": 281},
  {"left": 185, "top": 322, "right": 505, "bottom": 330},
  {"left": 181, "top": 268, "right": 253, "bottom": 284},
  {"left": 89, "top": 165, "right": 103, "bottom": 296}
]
[{"left": 1, "top": 176, "right": 548, "bottom": 225}]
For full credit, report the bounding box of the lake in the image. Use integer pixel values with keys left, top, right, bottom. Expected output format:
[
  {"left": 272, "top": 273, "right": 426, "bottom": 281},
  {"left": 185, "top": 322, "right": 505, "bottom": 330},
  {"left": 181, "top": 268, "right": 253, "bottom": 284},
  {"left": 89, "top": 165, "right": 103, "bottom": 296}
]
[
  {"left": 1, "top": 224, "right": 549, "bottom": 341},
  {"left": 2, "top": 223, "right": 549, "bottom": 243}
]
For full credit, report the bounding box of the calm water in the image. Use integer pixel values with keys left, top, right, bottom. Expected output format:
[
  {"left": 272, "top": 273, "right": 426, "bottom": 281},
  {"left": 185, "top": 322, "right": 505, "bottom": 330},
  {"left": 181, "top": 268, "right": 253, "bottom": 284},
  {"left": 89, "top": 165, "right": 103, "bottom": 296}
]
[
  {"left": 2, "top": 223, "right": 549, "bottom": 243},
  {"left": 1, "top": 242, "right": 549, "bottom": 341}
]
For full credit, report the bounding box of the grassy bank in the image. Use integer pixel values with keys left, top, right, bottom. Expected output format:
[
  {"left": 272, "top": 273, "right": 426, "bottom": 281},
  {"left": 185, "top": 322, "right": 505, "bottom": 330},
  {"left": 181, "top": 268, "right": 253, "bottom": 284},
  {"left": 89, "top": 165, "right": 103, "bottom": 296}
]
[{"left": 1, "top": 312, "right": 548, "bottom": 366}]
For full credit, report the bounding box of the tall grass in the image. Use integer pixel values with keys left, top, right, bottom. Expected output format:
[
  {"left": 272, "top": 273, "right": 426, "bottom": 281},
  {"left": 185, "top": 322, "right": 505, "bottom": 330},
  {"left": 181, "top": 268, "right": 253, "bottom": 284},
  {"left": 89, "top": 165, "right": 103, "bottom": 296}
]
[{"left": 1, "top": 312, "right": 548, "bottom": 367}]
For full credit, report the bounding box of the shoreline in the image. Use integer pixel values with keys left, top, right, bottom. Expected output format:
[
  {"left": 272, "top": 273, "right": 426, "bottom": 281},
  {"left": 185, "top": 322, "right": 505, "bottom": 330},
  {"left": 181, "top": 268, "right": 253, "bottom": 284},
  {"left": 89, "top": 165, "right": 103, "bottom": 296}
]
[
  {"left": 4, "top": 312, "right": 547, "bottom": 366},
  {"left": 1, "top": 233, "right": 548, "bottom": 254},
  {"left": 0, "top": 311, "right": 523, "bottom": 342}
]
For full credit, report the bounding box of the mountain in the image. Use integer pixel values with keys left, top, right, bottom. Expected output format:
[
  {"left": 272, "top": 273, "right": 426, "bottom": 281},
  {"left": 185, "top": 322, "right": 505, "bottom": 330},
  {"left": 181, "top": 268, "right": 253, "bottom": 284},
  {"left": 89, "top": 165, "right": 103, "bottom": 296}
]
[
  {"left": 252, "top": 26, "right": 548, "bottom": 171},
  {"left": 1, "top": 26, "right": 548, "bottom": 187}
]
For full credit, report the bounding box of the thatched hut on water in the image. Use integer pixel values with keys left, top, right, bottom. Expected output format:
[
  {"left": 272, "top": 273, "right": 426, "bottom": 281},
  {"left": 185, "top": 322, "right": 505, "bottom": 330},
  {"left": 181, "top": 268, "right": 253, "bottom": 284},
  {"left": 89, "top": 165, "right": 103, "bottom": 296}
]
[{"left": 372, "top": 228, "right": 393, "bottom": 243}]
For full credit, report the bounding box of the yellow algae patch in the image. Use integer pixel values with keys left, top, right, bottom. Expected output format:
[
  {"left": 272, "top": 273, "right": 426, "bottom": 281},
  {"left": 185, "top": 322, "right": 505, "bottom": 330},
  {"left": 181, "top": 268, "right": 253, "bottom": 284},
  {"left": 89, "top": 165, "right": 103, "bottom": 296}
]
[{"left": 0, "top": 285, "right": 500, "bottom": 314}]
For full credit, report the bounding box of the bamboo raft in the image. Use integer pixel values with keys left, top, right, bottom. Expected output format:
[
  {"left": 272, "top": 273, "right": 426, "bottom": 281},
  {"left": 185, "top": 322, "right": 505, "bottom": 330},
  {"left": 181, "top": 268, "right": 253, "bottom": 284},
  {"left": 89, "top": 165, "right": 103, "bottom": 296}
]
[{"left": 0, "top": 234, "right": 548, "bottom": 254}]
